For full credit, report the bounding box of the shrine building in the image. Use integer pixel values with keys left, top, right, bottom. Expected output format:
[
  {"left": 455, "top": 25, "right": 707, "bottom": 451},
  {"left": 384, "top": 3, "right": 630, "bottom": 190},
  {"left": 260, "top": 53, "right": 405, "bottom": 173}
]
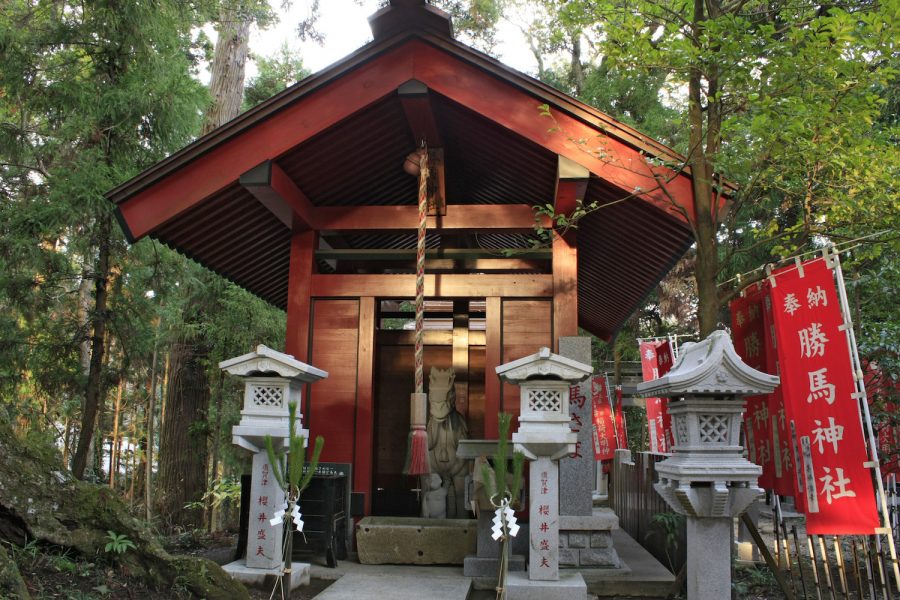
[{"left": 108, "top": 0, "right": 703, "bottom": 518}]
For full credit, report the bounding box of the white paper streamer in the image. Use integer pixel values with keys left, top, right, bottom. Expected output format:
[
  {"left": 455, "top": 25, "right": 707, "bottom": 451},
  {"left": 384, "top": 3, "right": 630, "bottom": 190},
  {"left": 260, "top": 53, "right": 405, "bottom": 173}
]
[{"left": 490, "top": 497, "right": 518, "bottom": 540}]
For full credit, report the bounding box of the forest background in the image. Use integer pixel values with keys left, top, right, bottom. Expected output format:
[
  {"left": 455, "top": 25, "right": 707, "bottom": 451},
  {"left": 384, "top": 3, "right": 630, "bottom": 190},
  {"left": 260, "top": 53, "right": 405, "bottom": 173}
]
[{"left": 0, "top": 0, "right": 897, "bottom": 535}]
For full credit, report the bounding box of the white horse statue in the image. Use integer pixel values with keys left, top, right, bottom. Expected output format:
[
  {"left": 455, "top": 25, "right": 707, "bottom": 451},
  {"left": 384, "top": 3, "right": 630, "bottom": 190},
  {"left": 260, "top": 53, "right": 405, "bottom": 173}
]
[{"left": 425, "top": 367, "right": 469, "bottom": 518}]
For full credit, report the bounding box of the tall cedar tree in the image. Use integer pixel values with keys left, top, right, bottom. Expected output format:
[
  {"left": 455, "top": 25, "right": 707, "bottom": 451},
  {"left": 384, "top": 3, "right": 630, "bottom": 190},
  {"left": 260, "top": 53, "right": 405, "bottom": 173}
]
[{"left": 0, "top": 1, "right": 207, "bottom": 477}]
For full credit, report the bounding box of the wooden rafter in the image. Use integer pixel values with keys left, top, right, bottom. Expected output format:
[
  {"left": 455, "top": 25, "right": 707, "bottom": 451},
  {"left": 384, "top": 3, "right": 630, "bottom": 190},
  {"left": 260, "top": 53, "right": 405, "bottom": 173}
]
[
  {"left": 398, "top": 79, "right": 442, "bottom": 147},
  {"left": 552, "top": 155, "right": 589, "bottom": 345},
  {"left": 240, "top": 160, "right": 316, "bottom": 231}
]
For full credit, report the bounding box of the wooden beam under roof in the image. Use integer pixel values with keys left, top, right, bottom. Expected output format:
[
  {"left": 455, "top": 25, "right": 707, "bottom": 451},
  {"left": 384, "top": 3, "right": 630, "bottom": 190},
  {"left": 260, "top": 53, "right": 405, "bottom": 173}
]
[
  {"left": 314, "top": 248, "right": 551, "bottom": 260},
  {"left": 240, "top": 160, "right": 316, "bottom": 231},
  {"left": 328, "top": 258, "right": 548, "bottom": 275},
  {"left": 398, "top": 79, "right": 442, "bottom": 147},
  {"left": 310, "top": 273, "right": 552, "bottom": 298},
  {"left": 316, "top": 204, "right": 547, "bottom": 232}
]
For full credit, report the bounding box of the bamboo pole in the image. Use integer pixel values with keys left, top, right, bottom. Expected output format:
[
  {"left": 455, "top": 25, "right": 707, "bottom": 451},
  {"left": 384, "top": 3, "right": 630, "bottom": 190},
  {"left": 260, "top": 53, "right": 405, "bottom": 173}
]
[
  {"left": 808, "top": 532, "right": 824, "bottom": 600},
  {"left": 817, "top": 534, "right": 838, "bottom": 600},
  {"left": 792, "top": 525, "right": 810, "bottom": 600},
  {"left": 850, "top": 538, "right": 864, "bottom": 600},
  {"left": 834, "top": 536, "right": 849, "bottom": 599},
  {"left": 830, "top": 248, "right": 900, "bottom": 591}
]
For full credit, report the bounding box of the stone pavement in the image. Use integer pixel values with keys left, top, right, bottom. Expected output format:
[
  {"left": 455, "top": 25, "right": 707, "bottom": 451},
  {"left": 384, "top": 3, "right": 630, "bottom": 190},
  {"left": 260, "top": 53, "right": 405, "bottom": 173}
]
[{"left": 306, "top": 527, "right": 674, "bottom": 600}]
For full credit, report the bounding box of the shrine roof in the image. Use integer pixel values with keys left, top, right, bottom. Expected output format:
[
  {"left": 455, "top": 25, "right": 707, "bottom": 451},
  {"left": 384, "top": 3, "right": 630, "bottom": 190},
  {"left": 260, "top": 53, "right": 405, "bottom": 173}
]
[{"left": 106, "top": 3, "right": 717, "bottom": 340}]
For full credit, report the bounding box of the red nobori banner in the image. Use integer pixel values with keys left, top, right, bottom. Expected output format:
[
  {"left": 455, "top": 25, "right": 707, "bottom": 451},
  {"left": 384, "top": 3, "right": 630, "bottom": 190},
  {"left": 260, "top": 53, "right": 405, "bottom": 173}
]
[
  {"left": 731, "top": 286, "right": 775, "bottom": 490},
  {"left": 770, "top": 257, "right": 879, "bottom": 534},
  {"left": 640, "top": 340, "right": 674, "bottom": 453},
  {"left": 865, "top": 361, "right": 900, "bottom": 477},
  {"left": 730, "top": 283, "right": 795, "bottom": 496},
  {"left": 592, "top": 376, "right": 617, "bottom": 460},
  {"left": 614, "top": 385, "right": 628, "bottom": 450}
]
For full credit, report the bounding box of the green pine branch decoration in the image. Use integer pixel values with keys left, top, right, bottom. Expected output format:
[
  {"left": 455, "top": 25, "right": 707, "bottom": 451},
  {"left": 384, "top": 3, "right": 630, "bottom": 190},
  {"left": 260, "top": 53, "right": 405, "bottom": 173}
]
[
  {"left": 481, "top": 412, "right": 526, "bottom": 506},
  {"left": 264, "top": 401, "right": 324, "bottom": 498}
]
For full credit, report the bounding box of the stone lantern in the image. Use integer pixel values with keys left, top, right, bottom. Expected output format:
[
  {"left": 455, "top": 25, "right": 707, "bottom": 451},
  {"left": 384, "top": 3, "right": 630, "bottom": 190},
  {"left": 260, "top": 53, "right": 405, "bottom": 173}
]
[
  {"left": 497, "top": 347, "right": 592, "bottom": 600},
  {"left": 636, "top": 330, "right": 778, "bottom": 600},
  {"left": 219, "top": 345, "right": 327, "bottom": 589}
]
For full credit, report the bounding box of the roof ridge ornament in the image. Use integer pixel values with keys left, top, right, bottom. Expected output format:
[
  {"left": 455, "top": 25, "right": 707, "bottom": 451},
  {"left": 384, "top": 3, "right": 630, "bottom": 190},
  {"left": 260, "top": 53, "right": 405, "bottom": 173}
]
[{"left": 369, "top": 0, "right": 453, "bottom": 41}]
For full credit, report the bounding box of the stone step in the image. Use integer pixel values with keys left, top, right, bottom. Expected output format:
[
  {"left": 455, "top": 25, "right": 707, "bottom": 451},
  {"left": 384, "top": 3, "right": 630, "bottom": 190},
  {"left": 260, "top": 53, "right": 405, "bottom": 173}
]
[
  {"left": 582, "top": 529, "right": 675, "bottom": 598},
  {"left": 313, "top": 572, "right": 472, "bottom": 600}
]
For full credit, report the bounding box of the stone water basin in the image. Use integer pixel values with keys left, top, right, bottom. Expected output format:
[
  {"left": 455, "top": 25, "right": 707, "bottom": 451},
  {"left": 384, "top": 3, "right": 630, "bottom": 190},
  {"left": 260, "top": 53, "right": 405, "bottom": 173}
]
[{"left": 356, "top": 516, "right": 476, "bottom": 565}]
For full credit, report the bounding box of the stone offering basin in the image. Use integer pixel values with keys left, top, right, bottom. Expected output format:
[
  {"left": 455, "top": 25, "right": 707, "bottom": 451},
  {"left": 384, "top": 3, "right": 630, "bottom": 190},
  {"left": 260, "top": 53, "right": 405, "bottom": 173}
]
[{"left": 356, "top": 517, "right": 476, "bottom": 565}]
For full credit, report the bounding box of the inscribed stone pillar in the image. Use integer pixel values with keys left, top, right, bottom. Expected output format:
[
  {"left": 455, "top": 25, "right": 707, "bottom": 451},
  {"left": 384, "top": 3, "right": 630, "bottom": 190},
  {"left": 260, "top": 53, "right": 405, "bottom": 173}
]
[
  {"left": 530, "top": 456, "right": 559, "bottom": 580},
  {"left": 558, "top": 336, "right": 593, "bottom": 516},
  {"left": 246, "top": 452, "right": 287, "bottom": 570},
  {"left": 686, "top": 517, "right": 733, "bottom": 600}
]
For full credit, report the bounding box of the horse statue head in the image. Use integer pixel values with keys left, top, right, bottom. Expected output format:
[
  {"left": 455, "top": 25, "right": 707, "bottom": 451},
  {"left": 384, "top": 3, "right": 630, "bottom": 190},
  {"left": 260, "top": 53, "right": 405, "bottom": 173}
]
[{"left": 428, "top": 367, "right": 455, "bottom": 420}]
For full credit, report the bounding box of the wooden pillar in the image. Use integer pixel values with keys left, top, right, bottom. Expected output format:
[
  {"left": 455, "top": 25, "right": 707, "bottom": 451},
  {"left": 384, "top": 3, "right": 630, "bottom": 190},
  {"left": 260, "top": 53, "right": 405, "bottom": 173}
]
[
  {"left": 285, "top": 230, "right": 316, "bottom": 361},
  {"left": 452, "top": 300, "right": 469, "bottom": 419},
  {"left": 552, "top": 232, "right": 578, "bottom": 348},
  {"left": 552, "top": 156, "right": 589, "bottom": 351},
  {"left": 484, "top": 297, "right": 502, "bottom": 438},
  {"left": 354, "top": 297, "right": 376, "bottom": 516}
]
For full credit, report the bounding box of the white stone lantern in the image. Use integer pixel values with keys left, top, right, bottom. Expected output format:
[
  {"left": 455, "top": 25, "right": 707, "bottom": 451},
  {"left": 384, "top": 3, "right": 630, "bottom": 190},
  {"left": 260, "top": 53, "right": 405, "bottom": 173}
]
[
  {"left": 219, "top": 344, "right": 327, "bottom": 453},
  {"left": 636, "top": 330, "right": 778, "bottom": 600},
  {"left": 497, "top": 347, "right": 592, "bottom": 460},
  {"left": 219, "top": 345, "right": 327, "bottom": 588},
  {"left": 496, "top": 347, "right": 592, "bottom": 599}
]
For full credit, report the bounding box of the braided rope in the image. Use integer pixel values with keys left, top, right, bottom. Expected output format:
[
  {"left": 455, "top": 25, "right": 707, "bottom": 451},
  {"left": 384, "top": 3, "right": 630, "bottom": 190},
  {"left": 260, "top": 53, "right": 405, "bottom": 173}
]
[{"left": 415, "top": 150, "right": 429, "bottom": 395}]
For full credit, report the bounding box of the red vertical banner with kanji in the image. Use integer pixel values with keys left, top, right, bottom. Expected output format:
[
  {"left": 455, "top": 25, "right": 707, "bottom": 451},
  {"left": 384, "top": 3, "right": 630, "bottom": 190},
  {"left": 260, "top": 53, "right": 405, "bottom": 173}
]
[
  {"left": 592, "top": 375, "right": 617, "bottom": 460},
  {"left": 760, "top": 282, "right": 797, "bottom": 497},
  {"left": 770, "top": 257, "right": 879, "bottom": 534},
  {"left": 731, "top": 285, "right": 775, "bottom": 490},
  {"left": 866, "top": 362, "right": 900, "bottom": 477},
  {"left": 640, "top": 340, "right": 674, "bottom": 453},
  {"left": 614, "top": 385, "right": 628, "bottom": 450},
  {"left": 730, "top": 283, "right": 796, "bottom": 496}
]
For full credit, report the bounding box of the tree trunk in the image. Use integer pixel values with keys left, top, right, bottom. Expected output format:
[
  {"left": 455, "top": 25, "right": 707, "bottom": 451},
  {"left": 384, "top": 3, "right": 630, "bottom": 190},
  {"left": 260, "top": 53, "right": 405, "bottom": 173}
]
[
  {"left": 145, "top": 337, "right": 159, "bottom": 521},
  {"left": 688, "top": 0, "right": 721, "bottom": 339},
  {"left": 72, "top": 214, "right": 112, "bottom": 479},
  {"left": 155, "top": 341, "right": 210, "bottom": 529},
  {"left": 206, "top": 370, "right": 226, "bottom": 532},
  {"left": 62, "top": 417, "right": 71, "bottom": 466},
  {"left": 109, "top": 377, "right": 124, "bottom": 488},
  {"left": 160, "top": 352, "right": 170, "bottom": 428},
  {"left": 201, "top": 3, "right": 251, "bottom": 136},
  {"left": 569, "top": 30, "right": 585, "bottom": 97}
]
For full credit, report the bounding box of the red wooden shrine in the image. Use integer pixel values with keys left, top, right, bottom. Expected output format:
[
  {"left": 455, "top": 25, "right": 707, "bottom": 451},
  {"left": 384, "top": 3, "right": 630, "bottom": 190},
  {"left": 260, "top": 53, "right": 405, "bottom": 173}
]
[{"left": 108, "top": 0, "right": 708, "bottom": 518}]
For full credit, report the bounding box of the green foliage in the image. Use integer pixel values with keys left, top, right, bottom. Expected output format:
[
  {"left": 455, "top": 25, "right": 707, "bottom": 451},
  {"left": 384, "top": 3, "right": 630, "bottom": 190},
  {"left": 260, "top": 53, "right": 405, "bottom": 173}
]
[
  {"left": 184, "top": 476, "right": 243, "bottom": 512},
  {"left": 103, "top": 531, "right": 136, "bottom": 555},
  {"left": 509, "top": 0, "right": 897, "bottom": 336},
  {"left": 733, "top": 564, "right": 778, "bottom": 596},
  {"left": 243, "top": 44, "right": 310, "bottom": 111},
  {"left": 0, "top": 0, "right": 207, "bottom": 431},
  {"left": 433, "top": 0, "right": 504, "bottom": 51},
  {"left": 646, "top": 512, "right": 683, "bottom": 571}
]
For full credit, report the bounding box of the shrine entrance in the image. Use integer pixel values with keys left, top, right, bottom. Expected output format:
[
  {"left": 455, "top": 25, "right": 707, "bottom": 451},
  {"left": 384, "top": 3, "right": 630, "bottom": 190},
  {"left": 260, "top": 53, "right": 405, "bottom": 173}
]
[{"left": 372, "top": 299, "right": 486, "bottom": 516}]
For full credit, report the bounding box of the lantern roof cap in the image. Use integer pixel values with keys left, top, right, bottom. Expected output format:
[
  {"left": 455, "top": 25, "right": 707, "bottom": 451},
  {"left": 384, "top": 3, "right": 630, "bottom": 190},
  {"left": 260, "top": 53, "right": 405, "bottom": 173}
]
[
  {"left": 637, "top": 330, "right": 778, "bottom": 397},
  {"left": 219, "top": 344, "right": 328, "bottom": 382},
  {"left": 496, "top": 346, "right": 592, "bottom": 384}
]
